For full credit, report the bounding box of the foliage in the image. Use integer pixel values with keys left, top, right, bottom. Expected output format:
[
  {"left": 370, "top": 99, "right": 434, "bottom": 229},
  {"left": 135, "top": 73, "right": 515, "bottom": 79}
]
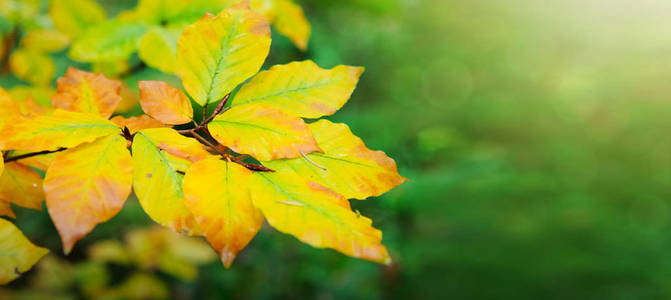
[{"left": 0, "top": 2, "right": 404, "bottom": 285}]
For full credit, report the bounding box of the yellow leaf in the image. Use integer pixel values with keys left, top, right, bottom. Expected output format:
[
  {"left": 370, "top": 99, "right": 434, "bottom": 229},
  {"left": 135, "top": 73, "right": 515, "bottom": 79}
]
[
  {"left": 110, "top": 115, "right": 166, "bottom": 134},
  {"left": 49, "top": 0, "right": 106, "bottom": 38},
  {"left": 209, "top": 104, "right": 320, "bottom": 161},
  {"left": 0, "top": 109, "right": 120, "bottom": 151},
  {"left": 138, "top": 26, "right": 181, "bottom": 73},
  {"left": 9, "top": 48, "right": 55, "bottom": 85},
  {"left": 139, "top": 81, "right": 193, "bottom": 125},
  {"left": 0, "top": 153, "right": 3, "bottom": 177},
  {"left": 232, "top": 61, "right": 364, "bottom": 118},
  {"left": 251, "top": 170, "right": 391, "bottom": 264},
  {"left": 44, "top": 134, "right": 133, "bottom": 254},
  {"left": 265, "top": 120, "right": 406, "bottom": 199},
  {"left": 0, "top": 162, "right": 45, "bottom": 211},
  {"left": 0, "top": 218, "right": 48, "bottom": 285},
  {"left": 69, "top": 21, "right": 148, "bottom": 62},
  {"left": 21, "top": 28, "right": 70, "bottom": 53},
  {"left": 52, "top": 67, "right": 122, "bottom": 119},
  {"left": 131, "top": 131, "right": 202, "bottom": 235},
  {"left": 273, "top": 0, "right": 310, "bottom": 50},
  {"left": 177, "top": 3, "right": 271, "bottom": 106},
  {"left": 183, "top": 159, "right": 263, "bottom": 267}
]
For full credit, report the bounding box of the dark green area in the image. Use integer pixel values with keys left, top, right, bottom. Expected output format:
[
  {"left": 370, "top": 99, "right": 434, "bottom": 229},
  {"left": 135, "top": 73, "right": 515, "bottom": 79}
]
[{"left": 4, "top": 0, "right": 671, "bottom": 299}]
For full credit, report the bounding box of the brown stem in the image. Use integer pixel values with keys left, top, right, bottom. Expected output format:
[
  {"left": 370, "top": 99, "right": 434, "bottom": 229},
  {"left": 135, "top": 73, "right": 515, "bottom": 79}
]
[{"left": 4, "top": 148, "right": 66, "bottom": 163}]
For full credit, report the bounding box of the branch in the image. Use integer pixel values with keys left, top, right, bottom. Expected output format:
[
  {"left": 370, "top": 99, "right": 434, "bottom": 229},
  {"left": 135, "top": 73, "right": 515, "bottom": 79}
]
[{"left": 4, "top": 148, "right": 66, "bottom": 163}]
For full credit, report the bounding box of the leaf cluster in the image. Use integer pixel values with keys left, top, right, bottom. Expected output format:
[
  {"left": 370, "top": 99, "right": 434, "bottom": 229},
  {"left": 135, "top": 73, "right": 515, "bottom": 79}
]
[{"left": 0, "top": 2, "right": 404, "bottom": 284}]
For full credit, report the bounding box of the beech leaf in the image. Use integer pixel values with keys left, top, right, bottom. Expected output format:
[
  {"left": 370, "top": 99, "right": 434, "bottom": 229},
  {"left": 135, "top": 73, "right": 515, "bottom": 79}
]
[
  {"left": 182, "top": 159, "right": 263, "bottom": 267},
  {"left": 44, "top": 134, "right": 133, "bottom": 254},
  {"left": 139, "top": 81, "right": 193, "bottom": 125},
  {"left": 251, "top": 170, "right": 391, "bottom": 264},
  {"left": 0, "top": 109, "right": 120, "bottom": 151},
  {"left": 131, "top": 130, "right": 202, "bottom": 235},
  {"left": 265, "top": 120, "right": 406, "bottom": 199},
  {"left": 208, "top": 104, "right": 321, "bottom": 161},
  {"left": 0, "top": 218, "right": 48, "bottom": 285},
  {"left": 0, "top": 162, "right": 44, "bottom": 212},
  {"left": 232, "top": 61, "right": 364, "bottom": 118},
  {"left": 177, "top": 3, "right": 271, "bottom": 106},
  {"left": 52, "top": 67, "right": 123, "bottom": 119}
]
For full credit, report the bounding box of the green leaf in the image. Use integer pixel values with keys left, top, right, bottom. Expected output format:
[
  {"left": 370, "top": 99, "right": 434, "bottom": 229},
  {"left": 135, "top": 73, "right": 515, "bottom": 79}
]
[{"left": 69, "top": 21, "right": 148, "bottom": 62}]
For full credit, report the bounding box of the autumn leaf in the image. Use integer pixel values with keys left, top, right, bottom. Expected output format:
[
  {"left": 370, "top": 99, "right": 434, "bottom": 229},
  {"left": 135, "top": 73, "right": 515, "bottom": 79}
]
[
  {"left": 265, "top": 120, "right": 406, "bottom": 199},
  {"left": 232, "top": 61, "right": 364, "bottom": 118},
  {"left": 52, "top": 67, "right": 122, "bottom": 119},
  {"left": 0, "top": 162, "right": 45, "bottom": 212},
  {"left": 208, "top": 104, "right": 321, "bottom": 161},
  {"left": 6, "top": 150, "right": 58, "bottom": 171},
  {"left": 131, "top": 131, "right": 202, "bottom": 235},
  {"left": 49, "top": 0, "right": 106, "bottom": 38},
  {"left": 183, "top": 159, "right": 263, "bottom": 267},
  {"left": 139, "top": 81, "right": 193, "bottom": 125},
  {"left": 177, "top": 2, "right": 271, "bottom": 106},
  {"left": 44, "top": 134, "right": 133, "bottom": 254},
  {"left": 0, "top": 218, "right": 48, "bottom": 285},
  {"left": 138, "top": 26, "right": 181, "bottom": 74},
  {"left": 9, "top": 49, "right": 55, "bottom": 85},
  {"left": 0, "top": 88, "right": 21, "bottom": 130},
  {"left": 110, "top": 115, "right": 166, "bottom": 134},
  {"left": 251, "top": 170, "right": 391, "bottom": 264},
  {"left": 0, "top": 109, "right": 119, "bottom": 151},
  {"left": 0, "top": 200, "right": 13, "bottom": 218}
]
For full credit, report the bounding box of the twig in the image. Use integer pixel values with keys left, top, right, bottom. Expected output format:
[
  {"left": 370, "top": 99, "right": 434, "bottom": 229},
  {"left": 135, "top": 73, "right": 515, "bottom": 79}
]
[{"left": 4, "top": 148, "right": 66, "bottom": 163}]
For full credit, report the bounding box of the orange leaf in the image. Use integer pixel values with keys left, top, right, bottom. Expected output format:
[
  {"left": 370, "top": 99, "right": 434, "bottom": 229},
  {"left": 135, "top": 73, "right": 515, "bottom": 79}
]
[
  {"left": 44, "top": 134, "right": 133, "bottom": 253},
  {"left": 52, "top": 67, "right": 122, "bottom": 119},
  {"left": 110, "top": 115, "right": 167, "bottom": 134},
  {"left": 139, "top": 81, "right": 194, "bottom": 125}
]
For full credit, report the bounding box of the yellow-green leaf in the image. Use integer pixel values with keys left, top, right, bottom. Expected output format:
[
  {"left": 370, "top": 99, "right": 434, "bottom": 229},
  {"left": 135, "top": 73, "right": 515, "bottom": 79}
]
[
  {"left": 9, "top": 48, "right": 55, "bottom": 85},
  {"left": 177, "top": 3, "right": 271, "bottom": 106},
  {"left": 265, "top": 120, "right": 405, "bottom": 199},
  {"left": 21, "top": 29, "right": 70, "bottom": 53},
  {"left": 69, "top": 21, "right": 148, "bottom": 62},
  {"left": 183, "top": 159, "right": 263, "bottom": 267},
  {"left": 0, "top": 109, "right": 120, "bottom": 151},
  {"left": 251, "top": 170, "right": 391, "bottom": 264},
  {"left": 208, "top": 104, "right": 320, "bottom": 161},
  {"left": 44, "top": 134, "right": 133, "bottom": 254},
  {"left": 232, "top": 61, "right": 364, "bottom": 118},
  {"left": 131, "top": 131, "right": 202, "bottom": 235},
  {"left": 49, "top": 0, "right": 106, "bottom": 38},
  {"left": 0, "top": 218, "right": 48, "bottom": 285},
  {"left": 138, "top": 26, "right": 181, "bottom": 73},
  {"left": 0, "top": 0, "right": 39, "bottom": 24},
  {"left": 0, "top": 162, "right": 44, "bottom": 211},
  {"left": 52, "top": 67, "right": 122, "bottom": 119},
  {"left": 272, "top": 0, "right": 310, "bottom": 50},
  {"left": 139, "top": 81, "right": 193, "bottom": 125}
]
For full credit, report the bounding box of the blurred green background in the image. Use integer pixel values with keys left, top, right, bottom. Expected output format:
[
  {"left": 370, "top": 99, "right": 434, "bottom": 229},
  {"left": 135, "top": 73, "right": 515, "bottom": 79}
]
[{"left": 4, "top": 0, "right": 671, "bottom": 299}]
